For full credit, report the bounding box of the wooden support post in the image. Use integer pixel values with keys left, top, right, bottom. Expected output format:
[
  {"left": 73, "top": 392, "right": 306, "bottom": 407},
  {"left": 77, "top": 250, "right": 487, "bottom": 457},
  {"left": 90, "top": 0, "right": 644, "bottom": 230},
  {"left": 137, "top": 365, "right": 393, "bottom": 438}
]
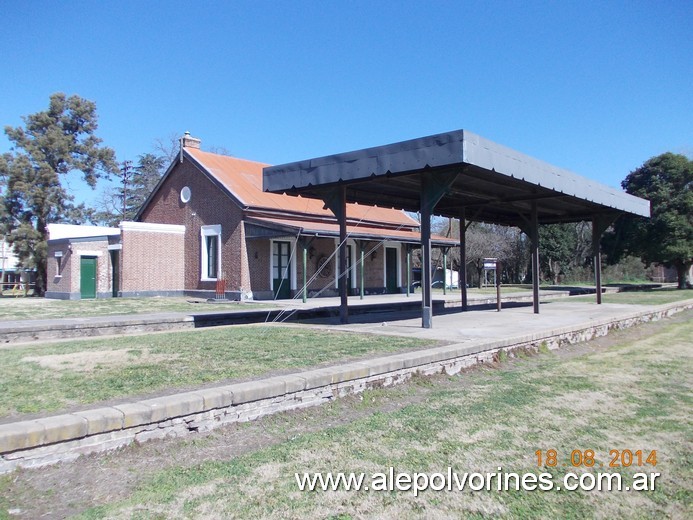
[
  {"left": 338, "top": 187, "right": 348, "bottom": 323},
  {"left": 442, "top": 248, "right": 447, "bottom": 296}
]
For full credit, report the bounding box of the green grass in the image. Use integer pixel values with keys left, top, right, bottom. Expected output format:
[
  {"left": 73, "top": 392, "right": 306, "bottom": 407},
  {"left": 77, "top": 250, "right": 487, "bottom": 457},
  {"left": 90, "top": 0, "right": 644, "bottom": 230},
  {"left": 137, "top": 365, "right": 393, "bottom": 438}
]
[
  {"left": 0, "top": 326, "right": 435, "bottom": 417},
  {"left": 0, "top": 296, "right": 274, "bottom": 321},
  {"left": 567, "top": 287, "right": 692, "bottom": 305},
  {"left": 68, "top": 314, "right": 692, "bottom": 519}
]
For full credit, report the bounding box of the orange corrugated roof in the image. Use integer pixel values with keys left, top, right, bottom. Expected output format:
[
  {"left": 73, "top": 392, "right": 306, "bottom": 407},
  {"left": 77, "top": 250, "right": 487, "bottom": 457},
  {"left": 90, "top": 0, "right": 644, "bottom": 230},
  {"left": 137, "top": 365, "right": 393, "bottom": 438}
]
[{"left": 186, "top": 148, "right": 418, "bottom": 228}]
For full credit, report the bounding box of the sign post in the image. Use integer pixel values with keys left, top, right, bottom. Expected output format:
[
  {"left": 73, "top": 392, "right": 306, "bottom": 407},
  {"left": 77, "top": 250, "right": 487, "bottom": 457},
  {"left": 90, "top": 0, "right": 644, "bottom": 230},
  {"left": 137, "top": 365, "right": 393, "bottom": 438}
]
[
  {"left": 496, "top": 260, "right": 502, "bottom": 312},
  {"left": 483, "top": 258, "right": 501, "bottom": 311}
]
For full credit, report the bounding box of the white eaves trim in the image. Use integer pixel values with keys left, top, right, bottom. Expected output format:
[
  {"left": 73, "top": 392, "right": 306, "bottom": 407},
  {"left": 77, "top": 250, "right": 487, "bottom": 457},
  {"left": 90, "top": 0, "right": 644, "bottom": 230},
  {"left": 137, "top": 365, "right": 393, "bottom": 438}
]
[
  {"left": 48, "top": 223, "right": 120, "bottom": 240},
  {"left": 119, "top": 221, "right": 186, "bottom": 234}
]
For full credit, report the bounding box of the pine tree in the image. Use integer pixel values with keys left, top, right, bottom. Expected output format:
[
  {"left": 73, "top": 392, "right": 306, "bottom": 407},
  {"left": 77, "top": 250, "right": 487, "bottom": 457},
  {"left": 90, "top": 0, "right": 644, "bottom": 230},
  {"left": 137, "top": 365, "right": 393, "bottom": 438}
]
[
  {"left": 90, "top": 153, "right": 167, "bottom": 226},
  {"left": 0, "top": 93, "right": 118, "bottom": 295},
  {"left": 130, "top": 153, "right": 167, "bottom": 216}
]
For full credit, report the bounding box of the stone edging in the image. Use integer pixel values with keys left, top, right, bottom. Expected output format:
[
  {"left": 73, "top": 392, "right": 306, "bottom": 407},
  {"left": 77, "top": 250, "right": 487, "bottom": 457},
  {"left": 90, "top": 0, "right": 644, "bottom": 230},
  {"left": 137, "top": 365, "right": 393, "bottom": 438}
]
[
  {"left": 1, "top": 300, "right": 691, "bottom": 473},
  {"left": 0, "top": 315, "right": 195, "bottom": 345}
]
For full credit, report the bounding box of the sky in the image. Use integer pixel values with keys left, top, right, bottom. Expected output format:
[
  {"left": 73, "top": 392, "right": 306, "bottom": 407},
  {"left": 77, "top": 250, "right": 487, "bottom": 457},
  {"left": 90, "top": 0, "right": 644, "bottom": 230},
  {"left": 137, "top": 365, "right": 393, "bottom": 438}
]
[{"left": 1, "top": 0, "right": 691, "bottom": 208}]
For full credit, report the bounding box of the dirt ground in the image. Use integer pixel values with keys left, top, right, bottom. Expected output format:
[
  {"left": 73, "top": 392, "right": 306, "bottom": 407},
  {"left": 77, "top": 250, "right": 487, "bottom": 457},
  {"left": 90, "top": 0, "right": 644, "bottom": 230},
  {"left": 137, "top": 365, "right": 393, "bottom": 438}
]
[{"left": 1, "top": 312, "right": 688, "bottom": 519}]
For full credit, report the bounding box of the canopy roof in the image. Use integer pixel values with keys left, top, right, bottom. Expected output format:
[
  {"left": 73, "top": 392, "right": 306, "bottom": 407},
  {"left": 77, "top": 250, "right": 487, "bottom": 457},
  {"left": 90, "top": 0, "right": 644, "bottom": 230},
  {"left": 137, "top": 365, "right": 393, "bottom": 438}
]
[{"left": 263, "top": 129, "right": 650, "bottom": 225}]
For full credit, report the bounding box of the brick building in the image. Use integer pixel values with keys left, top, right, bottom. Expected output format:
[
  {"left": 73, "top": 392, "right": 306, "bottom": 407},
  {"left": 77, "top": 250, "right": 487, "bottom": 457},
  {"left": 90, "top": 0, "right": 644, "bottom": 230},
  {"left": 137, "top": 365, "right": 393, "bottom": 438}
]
[
  {"left": 46, "top": 134, "right": 455, "bottom": 300},
  {"left": 46, "top": 222, "right": 185, "bottom": 300}
]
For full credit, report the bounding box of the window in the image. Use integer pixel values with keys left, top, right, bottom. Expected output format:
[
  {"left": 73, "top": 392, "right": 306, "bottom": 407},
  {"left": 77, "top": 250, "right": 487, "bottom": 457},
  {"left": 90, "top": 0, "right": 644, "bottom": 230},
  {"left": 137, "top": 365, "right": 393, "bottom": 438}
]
[{"left": 201, "top": 225, "right": 221, "bottom": 281}]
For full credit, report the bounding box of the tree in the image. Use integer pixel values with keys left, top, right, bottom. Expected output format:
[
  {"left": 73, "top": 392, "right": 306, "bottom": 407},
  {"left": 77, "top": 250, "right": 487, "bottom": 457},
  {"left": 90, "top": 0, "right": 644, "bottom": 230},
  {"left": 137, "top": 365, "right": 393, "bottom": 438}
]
[
  {"left": 0, "top": 93, "right": 118, "bottom": 295},
  {"left": 436, "top": 219, "right": 529, "bottom": 287},
  {"left": 609, "top": 153, "right": 692, "bottom": 288},
  {"left": 130, "top": 153, "right": 166, "bottom": 212},
  {"left": 90, "top": 153, "right": 167, "bottom": 226},
  {"left": 153, "top": 132, "right": 182, "bottom": 164},
  {"left": 539, "top": 222, "right": 592, "bottom": 284},
  {"left": 465, "top": 223, "right": 515, "bottom": 287}
]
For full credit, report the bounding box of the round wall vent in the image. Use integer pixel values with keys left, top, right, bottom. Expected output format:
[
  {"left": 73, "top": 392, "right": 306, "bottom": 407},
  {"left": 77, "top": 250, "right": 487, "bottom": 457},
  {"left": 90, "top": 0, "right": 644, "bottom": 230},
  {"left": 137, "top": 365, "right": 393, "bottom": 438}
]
[{"left": 180, "top": 186, "right": 191, "bottom": 203}]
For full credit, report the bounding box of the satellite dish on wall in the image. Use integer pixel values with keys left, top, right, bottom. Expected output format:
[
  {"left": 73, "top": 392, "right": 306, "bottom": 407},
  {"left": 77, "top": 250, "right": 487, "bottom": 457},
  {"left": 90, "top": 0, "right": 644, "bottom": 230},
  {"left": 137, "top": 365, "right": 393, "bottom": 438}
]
[{"left": 180, "top": 186, "right": 191, "bottom": 203}]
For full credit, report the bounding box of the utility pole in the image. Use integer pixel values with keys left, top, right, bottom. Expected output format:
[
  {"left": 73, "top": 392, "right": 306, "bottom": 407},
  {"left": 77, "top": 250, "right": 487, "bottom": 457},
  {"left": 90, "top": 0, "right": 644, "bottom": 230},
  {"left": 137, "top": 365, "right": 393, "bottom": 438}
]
[{"left": 120, "top": 161, "right": 133, "bottom": 221}]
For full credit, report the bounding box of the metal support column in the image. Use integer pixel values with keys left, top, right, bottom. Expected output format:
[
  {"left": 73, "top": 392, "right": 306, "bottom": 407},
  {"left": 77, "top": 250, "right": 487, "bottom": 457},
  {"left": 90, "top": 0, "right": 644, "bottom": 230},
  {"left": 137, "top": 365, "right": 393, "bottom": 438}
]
[
  {"left": 421, "top": 193, "right": 433, "bottom": 328},
  {"left": 592, "top": 216, "right": 614, "bottom": 305},
  {"left": 530, "top": 202, "right": 540, "bottom": 314},
  {"left": 322, "top": 186, "right": 349, "bottom": 324},
  {"left": 460, "top": 209, "right": 468, "bottom": 311},
  {"left": 420, "top": 170, "right": 459, "bottom": 328},
  {"left": 593, "top": 218, "right": 603, "bottom": 305},
  {"left": 338, "top": 186, "right": 348, "bottom": 323}
]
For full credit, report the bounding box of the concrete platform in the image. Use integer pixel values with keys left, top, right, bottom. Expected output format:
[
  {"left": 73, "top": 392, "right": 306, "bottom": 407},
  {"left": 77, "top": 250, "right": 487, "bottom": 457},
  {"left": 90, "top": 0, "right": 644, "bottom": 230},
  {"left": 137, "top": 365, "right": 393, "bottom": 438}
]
[
  {"left": 0, "top": 288, "right": 575, "bottom": 344},
  {"left": 309, "top": 299, "right": 668, "bottom": 342}
]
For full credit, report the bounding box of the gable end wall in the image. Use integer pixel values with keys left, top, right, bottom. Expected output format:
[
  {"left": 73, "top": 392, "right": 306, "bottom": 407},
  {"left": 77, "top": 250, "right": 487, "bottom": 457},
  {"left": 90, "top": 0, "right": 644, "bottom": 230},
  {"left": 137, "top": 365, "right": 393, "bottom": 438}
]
[{"left": 138, "top": 159, "right": 248, "bottom": 294}]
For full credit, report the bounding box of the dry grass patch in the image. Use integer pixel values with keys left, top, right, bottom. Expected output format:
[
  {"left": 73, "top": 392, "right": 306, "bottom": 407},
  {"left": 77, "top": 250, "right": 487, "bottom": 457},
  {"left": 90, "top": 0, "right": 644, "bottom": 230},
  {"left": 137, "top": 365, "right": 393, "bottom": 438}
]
[{"left": 21, "top": 349, "right": 178, "bottom": 373}]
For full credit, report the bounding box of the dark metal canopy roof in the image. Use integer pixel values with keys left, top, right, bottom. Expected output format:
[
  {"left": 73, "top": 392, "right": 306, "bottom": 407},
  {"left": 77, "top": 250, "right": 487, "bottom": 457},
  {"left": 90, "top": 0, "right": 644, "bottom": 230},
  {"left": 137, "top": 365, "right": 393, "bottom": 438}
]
[{"left": 263, "top": 130, "right": 650, "bottom": 226}]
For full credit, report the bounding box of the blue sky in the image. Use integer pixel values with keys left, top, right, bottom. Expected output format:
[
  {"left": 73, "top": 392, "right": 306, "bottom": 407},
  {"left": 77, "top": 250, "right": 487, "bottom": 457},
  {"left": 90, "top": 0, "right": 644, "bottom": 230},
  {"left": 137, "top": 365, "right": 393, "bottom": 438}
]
[{"left": 1, "top": 1, "right": 691, "bottom": 207}]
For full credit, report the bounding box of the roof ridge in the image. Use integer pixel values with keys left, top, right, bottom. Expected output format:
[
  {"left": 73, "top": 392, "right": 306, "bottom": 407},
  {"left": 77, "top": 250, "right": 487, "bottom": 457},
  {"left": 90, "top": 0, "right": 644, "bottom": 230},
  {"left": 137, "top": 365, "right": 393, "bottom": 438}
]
[
  {"left": 184, "top": 147, "right": 420, "bottom": 227},
  {"left": 188, "top": 147, "right": 271, "bottom": 167}
]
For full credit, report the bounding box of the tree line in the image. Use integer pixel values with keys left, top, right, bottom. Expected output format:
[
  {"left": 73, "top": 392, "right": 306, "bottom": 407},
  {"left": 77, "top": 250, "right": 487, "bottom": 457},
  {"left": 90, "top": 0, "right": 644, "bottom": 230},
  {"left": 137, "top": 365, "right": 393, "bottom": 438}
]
[{"left": 1, "top": 93, "right": 691, "bottom": 295}]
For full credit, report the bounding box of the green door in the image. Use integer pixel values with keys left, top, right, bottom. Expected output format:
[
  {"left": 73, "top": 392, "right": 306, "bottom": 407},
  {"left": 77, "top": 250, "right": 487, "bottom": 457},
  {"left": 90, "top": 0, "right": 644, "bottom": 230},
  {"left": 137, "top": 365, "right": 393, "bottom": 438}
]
[
  {"left": 80, "top": 256, "right": 97, "bottom": 299},
  {"left": 385, "top": 247, "right": 398, "bottom": 293},
  {"left": 272, "top": 241, "right": 291, "bottom": 299}
]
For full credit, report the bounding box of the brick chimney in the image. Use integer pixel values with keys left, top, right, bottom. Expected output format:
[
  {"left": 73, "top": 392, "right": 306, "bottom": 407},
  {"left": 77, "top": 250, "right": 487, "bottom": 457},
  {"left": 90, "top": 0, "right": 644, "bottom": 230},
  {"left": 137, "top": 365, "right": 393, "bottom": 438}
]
[{"left": 181, "top": 131, "right": 201, "bottom": 149}]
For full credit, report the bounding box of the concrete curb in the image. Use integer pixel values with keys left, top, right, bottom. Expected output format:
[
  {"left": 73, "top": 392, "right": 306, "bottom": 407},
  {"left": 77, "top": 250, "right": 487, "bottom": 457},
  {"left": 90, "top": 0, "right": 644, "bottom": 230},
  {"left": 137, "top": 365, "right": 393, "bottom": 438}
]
[
  {"left": 0, "top": 315, "right": 195, "bottom": 344},
  {"left": 1, "top": 299, "right": 691, "bottom": 472}
]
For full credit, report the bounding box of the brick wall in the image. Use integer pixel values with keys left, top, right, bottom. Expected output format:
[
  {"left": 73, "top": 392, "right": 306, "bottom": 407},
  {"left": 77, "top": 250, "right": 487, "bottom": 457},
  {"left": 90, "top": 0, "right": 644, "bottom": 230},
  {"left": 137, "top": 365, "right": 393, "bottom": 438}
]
[
  {"left": 138, "top": 159, "right": 247, "bottom": 294},
  {"left": 135, "top": 154, "right": 413, "bottom": 300},
  {"left": 247, "top": 238, "right": 271, "bottom": 295},
  {"left": 75, "top": 241, "right": 110, "bottom": 297},
  {"left": 46, "top": 242, "right": 73, "bottom": 297},
  {"left": 119, "top": 222, "right": 185, "bottom": 294},
  {"left": 363, "top": 242, "right": 385, "bottom": 288},
  {"left": 303, "top": 238, "right": 337, "bottom": 292}
]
